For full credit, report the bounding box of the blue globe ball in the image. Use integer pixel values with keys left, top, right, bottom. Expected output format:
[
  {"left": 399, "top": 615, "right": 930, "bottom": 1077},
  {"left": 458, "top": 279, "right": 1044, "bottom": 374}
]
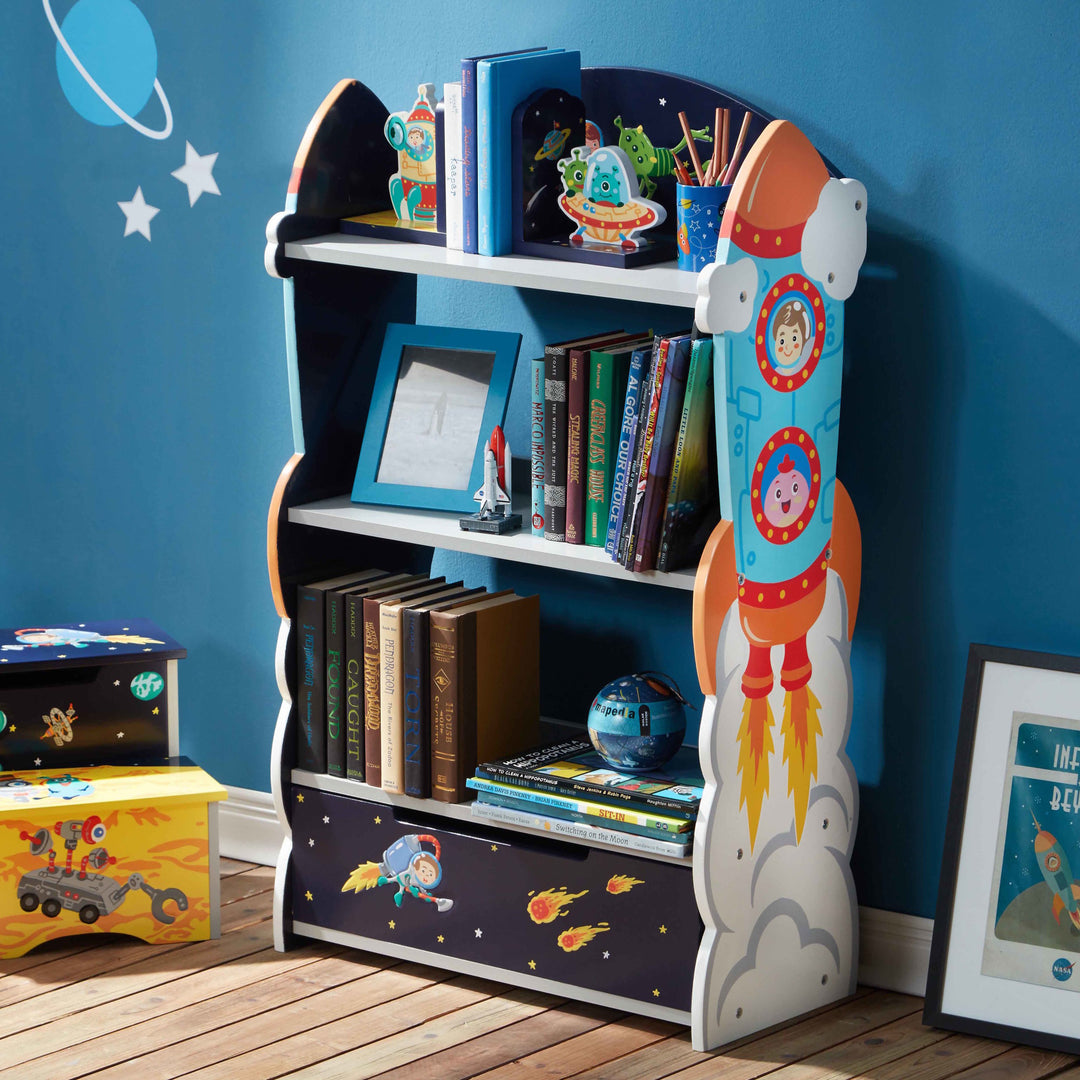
[{"left": 587, "top": 673, "right": 687, "bottom": 772}]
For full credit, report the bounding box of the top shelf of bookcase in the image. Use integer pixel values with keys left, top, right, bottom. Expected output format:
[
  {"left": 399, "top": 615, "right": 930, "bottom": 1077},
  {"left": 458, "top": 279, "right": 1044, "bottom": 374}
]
[{"left": 282, "top": 234, "right": 700, "bottom": 309}]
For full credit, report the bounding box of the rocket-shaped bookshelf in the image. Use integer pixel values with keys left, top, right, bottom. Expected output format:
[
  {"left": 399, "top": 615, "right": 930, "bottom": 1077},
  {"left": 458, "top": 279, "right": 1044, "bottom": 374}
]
[{"left": 264, "top": 67, "right": 866, "bottom": 1052}]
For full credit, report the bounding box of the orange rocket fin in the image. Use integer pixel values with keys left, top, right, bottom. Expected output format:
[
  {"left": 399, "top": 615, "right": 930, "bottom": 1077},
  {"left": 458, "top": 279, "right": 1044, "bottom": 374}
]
[
  {"left": 781, "top": 685, "right": 822, "bottom": 843},
  {"left": 1053, "top": 892, "right": 1065, "bottom": 924},
  {"left": 693, "top": 519, "right": 737, "bottom": 696},
  {"left": 829, "top": 478, "right": 862, "bottom": 640},
  {"left": 737, "top": 696, "right": 774, "bottom": 851}
]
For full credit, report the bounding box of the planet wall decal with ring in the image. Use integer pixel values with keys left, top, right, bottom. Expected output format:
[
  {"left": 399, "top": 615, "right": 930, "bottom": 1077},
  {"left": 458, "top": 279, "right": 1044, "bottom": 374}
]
[{"left": 43, "top": 0, "right": 173, "bottom": 140}]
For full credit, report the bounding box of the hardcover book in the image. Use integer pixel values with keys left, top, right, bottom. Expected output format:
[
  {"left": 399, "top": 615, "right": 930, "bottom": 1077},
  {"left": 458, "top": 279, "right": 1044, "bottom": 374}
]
[
  {"left": 360, "top": 576, "right": 444, "bottom": 787},
  {"left": 430, "top": 592, "right": 540, "bottom": 803},
  {"left": 341, "top": 572, "right": 416, "bottom": 782},
  {"left": 461, "top": 47, "right": 545, "bottom": 254},
  {"left": 400, "top": 587, "right": 487, "bottom": 798},
  {"left": 530, "top": 357, "right": 545, "bottom": 536},
  {"left": 617, "top": 335, "right": 661, "bottom": 564},
  {"left": 586, "top": 338, "right": 650, "bottom": 546},
  {"left": 475, "top": 738, "right": 704, "bottom": 818},
  {"left": 633, "top": 333, "right": 693, "bottom": 572},
  {"left": 542, "top": 330, "right": 621, "bottom": 541},
  {"left": 657, "top": 337, "right": 720, "bottom": 572},
  {"left": 325, "top": 570, "right": 391, "bottom": 777},
  {"left": 296, "top": 571, "right": 389, "bottom": 774},
  {"left": 476, "top": 49, "right": 580, "bottom": 256},
  {"left": 606, "top": 343, "right": 651, "bottom": 556},
  {"left": 443, "top": 81, "right": 463, "bottom": 250},
  {"left": 565, "top": 346, "right": 587, "bottom": 544}
]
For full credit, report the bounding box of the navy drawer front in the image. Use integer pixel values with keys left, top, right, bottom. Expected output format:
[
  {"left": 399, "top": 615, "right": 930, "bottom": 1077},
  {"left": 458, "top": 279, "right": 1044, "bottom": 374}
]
[
  {"left": 290, "top": 785, "right": 701, "bottom": 1011},
  {"left": 0, "top": 659, "right": 172, "bottom": 770}
]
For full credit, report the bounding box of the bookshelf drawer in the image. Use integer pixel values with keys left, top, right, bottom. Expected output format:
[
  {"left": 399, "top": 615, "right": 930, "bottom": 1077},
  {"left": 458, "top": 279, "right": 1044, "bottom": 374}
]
[{"left": 290, "top": 784, "right": 701, "bottom": 1011}]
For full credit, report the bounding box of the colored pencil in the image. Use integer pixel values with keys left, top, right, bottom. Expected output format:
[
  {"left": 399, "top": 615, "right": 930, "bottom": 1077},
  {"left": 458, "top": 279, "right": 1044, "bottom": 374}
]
[
  {"left": 674, "top": 156, "right": 692, "bottom": 186},
  {"left": 678, "top": 111, "right": 705, "bottom": 185},
  {"left": 722, "top": 110, "right": 752, "bottom": 186},
  {"left": 721, "top": 108, "right": 730, "bottom": 177},
  {"left": 704, "top": 106, "right": 723, "bottom": 185}
]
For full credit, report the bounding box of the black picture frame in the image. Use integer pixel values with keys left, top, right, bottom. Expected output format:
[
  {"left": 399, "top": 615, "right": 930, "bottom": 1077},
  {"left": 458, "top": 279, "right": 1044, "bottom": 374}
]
[{"left": 924, "top": 643, "right": 1080, "bottom": 1054}]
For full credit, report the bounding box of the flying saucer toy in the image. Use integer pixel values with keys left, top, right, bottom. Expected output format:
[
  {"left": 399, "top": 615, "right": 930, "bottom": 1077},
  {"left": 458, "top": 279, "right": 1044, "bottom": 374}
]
[{"left": 558, "top": 146, "right": 665, "bottom": 250}]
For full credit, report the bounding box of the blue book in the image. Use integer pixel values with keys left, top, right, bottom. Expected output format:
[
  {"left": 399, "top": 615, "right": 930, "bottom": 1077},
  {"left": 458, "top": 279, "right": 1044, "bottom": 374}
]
[
  {"left": 530, "top": 356, "right": 546, "bottom": 536},
  {"left": 460, "top": 48, "right": 545, "bottom": 255},
  {"left": 476, "top": 49, "right": 580, "bottom": 257},
  {"left": 606, "top": 344, "right": 651, "bottom": 556}
]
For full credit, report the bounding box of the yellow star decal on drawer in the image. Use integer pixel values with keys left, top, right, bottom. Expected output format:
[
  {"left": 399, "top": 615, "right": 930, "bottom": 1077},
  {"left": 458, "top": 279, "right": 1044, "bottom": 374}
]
[
  {"left": 304, "top": 891, "right": 313, "bottom": 901},
  {"left": 152, "top": 706, "right": 160, "bottom": 715},
  {"left": 653, "top": 988, "right": 660, "bottom": 997},
  {"left": 374, "top": 816, "right": 382, "bottom": 825},
  {"left": 659, "top": 925, "right": 667, "bottom": 934},
  {"left": 528, "top": 960, "right": 536, "bottom": 970},
  {"left": 388, "top": 919, "right": 396, "bottom": 930},
  {"left": 297, "top": 793, "right": 304, "bottom": 803},
  {"left": 491, "top": 844, "right": 498, "bottom": 852},
  {"left": 437, "top": 934, "right": 445, "bottom": 943}
]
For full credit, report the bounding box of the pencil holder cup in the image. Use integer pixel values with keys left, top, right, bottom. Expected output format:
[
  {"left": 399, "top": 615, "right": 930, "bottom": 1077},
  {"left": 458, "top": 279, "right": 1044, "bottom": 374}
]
[{"left": 675, "top": 182, "right": 731, "bottom": 272}]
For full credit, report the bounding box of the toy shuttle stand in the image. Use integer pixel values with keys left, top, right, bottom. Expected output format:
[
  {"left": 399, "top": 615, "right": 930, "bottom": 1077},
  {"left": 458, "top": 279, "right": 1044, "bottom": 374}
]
[
  {"left": 461, "top": 426, "right": 522, "bottom": 534},
  {"left": 690, "top": 119, "right": 867, "bottom": 1050}
]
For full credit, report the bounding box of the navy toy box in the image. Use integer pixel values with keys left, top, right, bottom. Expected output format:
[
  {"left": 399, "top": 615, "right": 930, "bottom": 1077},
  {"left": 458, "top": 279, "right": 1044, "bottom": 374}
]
[{"left": 0, "top": 620, "right": 185, "bottom": 770}]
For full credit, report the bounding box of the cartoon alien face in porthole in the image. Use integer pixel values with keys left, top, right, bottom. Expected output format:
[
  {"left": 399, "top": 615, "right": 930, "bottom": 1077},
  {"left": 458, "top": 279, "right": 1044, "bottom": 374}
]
[{"left": 751, "top": 430, "right": 821, "bottom": 543}]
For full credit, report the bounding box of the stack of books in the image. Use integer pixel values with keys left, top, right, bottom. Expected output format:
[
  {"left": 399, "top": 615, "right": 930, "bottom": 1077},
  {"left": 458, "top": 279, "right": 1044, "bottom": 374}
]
[
  {"left": 467, "top": 739, "right": 703, "bottom": 858},
  {"left": 442, "top": 47, "right": 581, "bottom": 256},
  {"left": 294, "top": 570, "right": 539, "bottom": 803},
  {"left": 531, "top": 330, "right": 718, "bottom": 571}
]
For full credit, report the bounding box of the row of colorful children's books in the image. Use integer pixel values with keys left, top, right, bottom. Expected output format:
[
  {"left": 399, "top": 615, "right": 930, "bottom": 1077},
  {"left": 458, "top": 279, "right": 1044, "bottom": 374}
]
[
  {"left": 467, "top": 738, "right": 703, "bottom": 858},
  {"left": 531, "top": 328, "right": 718, "bottom": 572},
  {"left": 295, "top": 570, "right": 540, "bottom": 803},
  {"left": 438, "top": 47, "right": 581, "bottom": 256}
]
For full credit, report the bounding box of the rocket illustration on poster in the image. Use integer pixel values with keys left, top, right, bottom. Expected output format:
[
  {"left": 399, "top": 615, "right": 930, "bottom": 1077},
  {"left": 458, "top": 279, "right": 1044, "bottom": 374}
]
[
  {"left": 982, "top": 713, "right": 1080, "bottom": 993},
  {"left": 691, "top": 119, "right": 867, "bottom": 1047},
  {"left": 42, "top": 0, "right": 221, "bottom": 241}
]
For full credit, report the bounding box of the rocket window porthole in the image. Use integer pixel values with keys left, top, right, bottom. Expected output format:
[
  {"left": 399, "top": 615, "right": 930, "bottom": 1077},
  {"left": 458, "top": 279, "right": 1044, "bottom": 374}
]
[
  {"left": 755, "top": 276, "right": 825, "bottom": 390},
  {"left": 750, "top": 429, "right": 821, "bottom": 544}
]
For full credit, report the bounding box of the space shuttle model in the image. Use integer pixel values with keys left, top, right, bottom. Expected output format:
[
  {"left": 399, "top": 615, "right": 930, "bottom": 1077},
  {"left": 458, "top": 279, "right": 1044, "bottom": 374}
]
[{"left": 462, "top": 425, "right": 521, "bottom": 534}]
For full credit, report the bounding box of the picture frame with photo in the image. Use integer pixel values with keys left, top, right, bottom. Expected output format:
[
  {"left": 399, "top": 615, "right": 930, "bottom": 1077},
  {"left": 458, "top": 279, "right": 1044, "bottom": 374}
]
[
  {"left": 923, "top": 643, "right": 1080, "bottom": 1055},
  {"left": 351, "top": 322, "right": 522, "bottom": 513}
]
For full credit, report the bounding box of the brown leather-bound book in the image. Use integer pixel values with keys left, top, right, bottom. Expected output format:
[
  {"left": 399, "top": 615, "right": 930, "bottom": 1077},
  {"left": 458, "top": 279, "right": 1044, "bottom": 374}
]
[
  {"left": 429, "top": 592, "right": 540, "bottom": 803},
  {"left": 361, "top": 576, "right": 446, "bottom": 786}
]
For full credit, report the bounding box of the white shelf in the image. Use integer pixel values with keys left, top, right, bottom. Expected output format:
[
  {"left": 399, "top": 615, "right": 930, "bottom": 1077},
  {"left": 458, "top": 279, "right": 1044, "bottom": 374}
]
[
  {"left": 288, "top": 496, "right": 697, "bottom": 591},
  {"left": 282, "top": 233, "right": 700, "bottom": 308},
  {"left": 292, "top": 769, "right": 693, "bottom": 867}
]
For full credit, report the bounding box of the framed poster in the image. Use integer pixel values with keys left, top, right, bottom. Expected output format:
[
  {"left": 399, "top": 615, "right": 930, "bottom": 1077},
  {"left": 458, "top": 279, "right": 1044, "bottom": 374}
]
[{"left": 924, "top": 644, "right": 1080, "bottom": 1054}]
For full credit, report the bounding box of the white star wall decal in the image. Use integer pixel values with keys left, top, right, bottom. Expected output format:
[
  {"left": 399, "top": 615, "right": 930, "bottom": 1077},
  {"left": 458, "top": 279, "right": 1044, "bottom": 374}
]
[
  {"left": 172, "top": 142, "right": 221, "bottom": 206},
  {"left": 118, "top": 187, "right": 159, "bottom": 240}
]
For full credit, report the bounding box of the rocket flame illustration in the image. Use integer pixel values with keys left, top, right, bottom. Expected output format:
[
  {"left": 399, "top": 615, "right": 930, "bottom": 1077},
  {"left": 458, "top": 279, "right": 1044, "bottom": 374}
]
[
  {"left": 781, "top": 685, "right": 822, "bottom": 841},
  {"left": 557, "top": 923, "right": 610, "bottom": 952},
  {"left": 737, "top": 696, "right": 774, "bottom": 849},
  {"left": 341, "top": 861, "right": 382, "bottom": 893},
  {"left": 527, "top": 887, "right": 587, "bottom": 924},
  {"left": 606, "top": 874, "right": 644, "bottom": 895}
]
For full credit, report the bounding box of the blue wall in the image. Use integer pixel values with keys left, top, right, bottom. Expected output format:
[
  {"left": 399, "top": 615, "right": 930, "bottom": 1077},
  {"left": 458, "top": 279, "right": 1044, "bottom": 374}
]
[{"left": 3, "top": 1, "right": 1077, "bottom": 921}]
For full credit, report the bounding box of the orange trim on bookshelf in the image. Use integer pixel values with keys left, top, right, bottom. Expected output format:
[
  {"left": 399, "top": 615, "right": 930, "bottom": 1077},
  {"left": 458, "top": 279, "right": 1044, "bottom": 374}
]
[
  {"left": 830, "top": 478, "right": 861, "bottom": 640},
  {"left": 692, "top": 518, "right": 736, "bottom": 697},
  {"left": 268, "top": 453, "right": 303, "bottom": 618}
]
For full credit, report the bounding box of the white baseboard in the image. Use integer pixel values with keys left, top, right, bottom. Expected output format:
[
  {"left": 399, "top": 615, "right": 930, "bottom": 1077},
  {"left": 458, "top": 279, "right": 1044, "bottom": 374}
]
[
  {"left": 857, "top": 905, "right": 933, "bottom": 998},
  {"left": 220, "top": 786, "right": 282, "bottom": 869},
  {"left": 218, "top": 786, "right": 933, "bottom": 998}
]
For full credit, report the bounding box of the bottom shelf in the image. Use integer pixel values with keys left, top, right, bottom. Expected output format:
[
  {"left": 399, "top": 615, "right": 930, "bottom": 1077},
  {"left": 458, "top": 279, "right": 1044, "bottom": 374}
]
[
  {"left": 288, "top": 782, "right": 701, "bottom": 1016},
  {"left": 292, "top": 768, "right": 693, "bottom": 866}
]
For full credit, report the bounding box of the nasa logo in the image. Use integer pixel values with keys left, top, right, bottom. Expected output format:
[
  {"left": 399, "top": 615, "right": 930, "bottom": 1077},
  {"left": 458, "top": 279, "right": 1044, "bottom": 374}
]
[{"left": 1052, "top": 958, "right": 1075, "bottom": 982}]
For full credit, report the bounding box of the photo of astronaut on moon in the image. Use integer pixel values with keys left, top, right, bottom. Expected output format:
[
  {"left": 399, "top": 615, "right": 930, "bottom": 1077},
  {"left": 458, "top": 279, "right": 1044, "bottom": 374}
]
[
  {"left": 982, "top": 712, "right": 1080, "bottom": 992},
  {"left": 375, "top": 344, "right": 495, "bottom": 491}
]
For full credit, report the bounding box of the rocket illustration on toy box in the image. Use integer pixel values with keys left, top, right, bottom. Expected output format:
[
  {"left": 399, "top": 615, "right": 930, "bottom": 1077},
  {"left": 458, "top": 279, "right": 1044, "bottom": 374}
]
[{"left": 696, "top": 120, "right": 866, "bottom": 851}]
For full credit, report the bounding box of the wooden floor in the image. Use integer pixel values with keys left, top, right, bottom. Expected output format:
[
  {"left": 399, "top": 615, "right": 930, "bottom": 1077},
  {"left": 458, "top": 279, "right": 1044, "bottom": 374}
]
[{"left": 1, "top": 859, "right": 1076, "bottom": 1080}]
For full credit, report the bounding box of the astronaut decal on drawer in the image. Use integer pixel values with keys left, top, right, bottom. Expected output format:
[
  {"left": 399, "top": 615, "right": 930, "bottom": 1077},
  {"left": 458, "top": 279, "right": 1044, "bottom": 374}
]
[{"left": 342, "top": 832, "right": 454, "bottom": 912}]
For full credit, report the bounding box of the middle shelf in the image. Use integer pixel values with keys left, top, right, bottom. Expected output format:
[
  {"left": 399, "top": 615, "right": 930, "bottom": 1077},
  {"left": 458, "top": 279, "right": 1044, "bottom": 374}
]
[{"left": 288, "top": 496, "right": 698, "bottom": 591}]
